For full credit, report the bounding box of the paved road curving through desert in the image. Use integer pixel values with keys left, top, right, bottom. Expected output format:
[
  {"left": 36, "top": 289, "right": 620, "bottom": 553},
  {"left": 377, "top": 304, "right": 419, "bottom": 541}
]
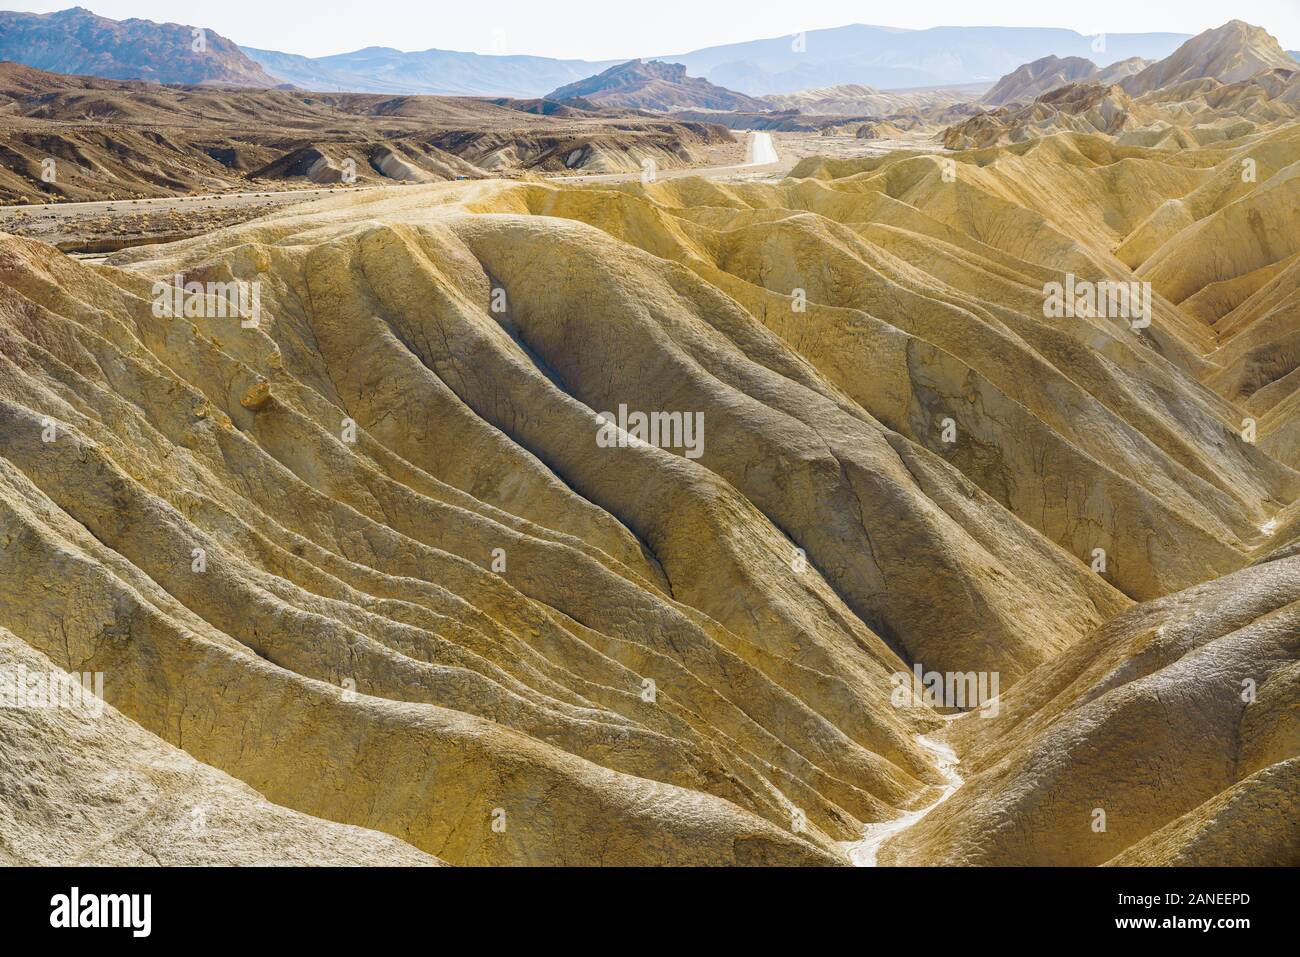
[{"left": 746, "top": 131, "right": 779, "bottom": 164}]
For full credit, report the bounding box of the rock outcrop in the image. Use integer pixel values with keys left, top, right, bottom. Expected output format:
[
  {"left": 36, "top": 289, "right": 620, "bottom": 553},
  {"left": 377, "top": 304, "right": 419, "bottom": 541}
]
[
  {"left": 1122, "top": 20, "right": 1297, "bottom": 95},
  {"left": 982, "top": 56, "right": 1152, "bottom": 108},
  {"left": 546, "top": 60, "right": 769, "bottom": 113}
]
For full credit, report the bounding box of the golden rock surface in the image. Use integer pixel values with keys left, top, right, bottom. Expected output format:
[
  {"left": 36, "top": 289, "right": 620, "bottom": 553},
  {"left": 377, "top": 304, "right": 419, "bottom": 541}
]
[
  {"left": 0, "top": 627, "right": 445, "bottom": 865},
  {"left": 1, "top": 121, "right": 1296, "bottom": 864}
]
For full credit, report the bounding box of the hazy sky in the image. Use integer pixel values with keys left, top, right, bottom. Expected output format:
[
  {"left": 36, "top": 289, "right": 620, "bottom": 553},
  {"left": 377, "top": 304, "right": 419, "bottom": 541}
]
[{"left": 13, "top": 1, "right": 1300, "bottom": 58}]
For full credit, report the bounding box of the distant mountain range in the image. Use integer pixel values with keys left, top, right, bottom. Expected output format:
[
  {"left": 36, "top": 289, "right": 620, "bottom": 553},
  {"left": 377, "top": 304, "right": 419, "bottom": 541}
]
[
  {"left": 249, "top": 24, "right": 1200, "bottom": 96},
  {"left": 1, "top": 8, "right": 1296, "bottom": 100},
  {"left": 0, "top": 7, "right": 1214, "bottom": 96},
  {"left": 243, "top": 45, "right": 618, "bottom": 98},
  {"left": 0, "top": 7, "right": 278, "bottom": 87},
  {"left": 658, "top": 25, "right": 1194, "bottom": 95}
]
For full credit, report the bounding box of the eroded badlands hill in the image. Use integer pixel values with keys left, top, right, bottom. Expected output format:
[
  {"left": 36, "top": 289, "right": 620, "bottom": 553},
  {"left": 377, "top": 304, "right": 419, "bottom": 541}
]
[
  {"left": 944, "top": 22, "right": 1300, "bottom": 152},
  {"left": 0, "top": 121, "right": 1297, "bottom": 864},
  {"left": 1122, "top": 20, "right": 1297, "bottom": 96},
  {"left": 980, "top": 55, "right": 1148, "bottom": 107}
]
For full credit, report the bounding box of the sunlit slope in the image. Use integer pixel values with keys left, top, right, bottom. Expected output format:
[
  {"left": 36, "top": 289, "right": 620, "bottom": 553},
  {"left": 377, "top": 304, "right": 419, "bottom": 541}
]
[{"left": 0, "top": 627, "right": 446, "bottom": 865}]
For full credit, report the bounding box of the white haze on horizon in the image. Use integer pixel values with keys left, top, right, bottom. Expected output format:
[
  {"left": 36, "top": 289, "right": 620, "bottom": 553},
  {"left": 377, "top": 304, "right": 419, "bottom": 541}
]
[{"left": 8, "top": 0, "right": 1300, "bottom": 60}]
